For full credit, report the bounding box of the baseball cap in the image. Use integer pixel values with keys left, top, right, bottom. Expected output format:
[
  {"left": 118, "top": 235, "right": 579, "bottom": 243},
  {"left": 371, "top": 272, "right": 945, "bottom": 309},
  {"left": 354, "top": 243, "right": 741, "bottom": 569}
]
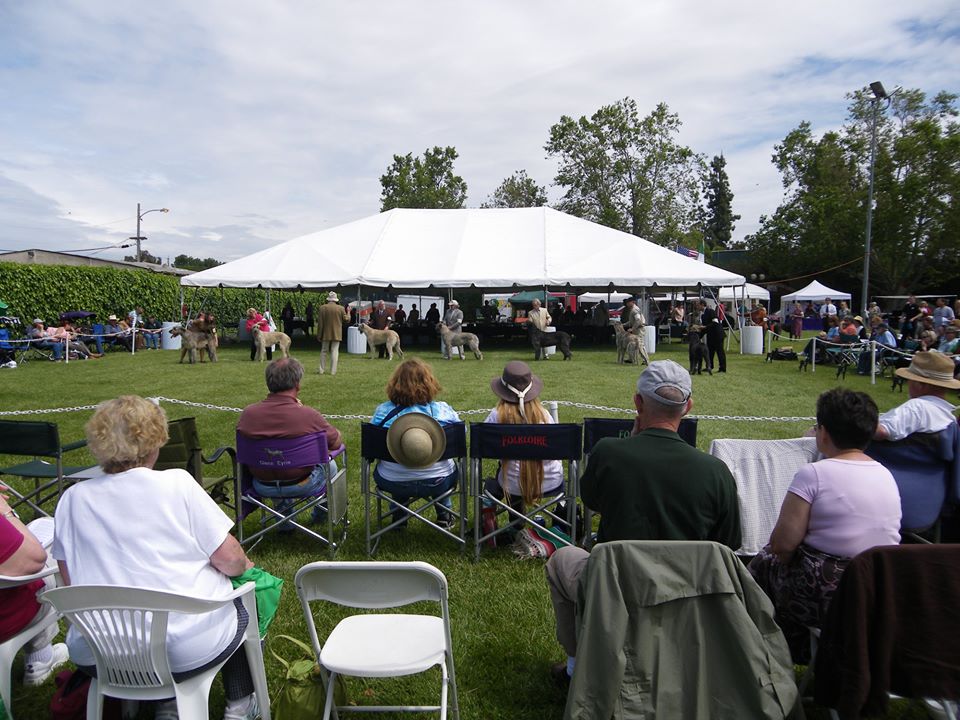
[{"left": 636, "top": 360, "right": 692, "bottom": 406}]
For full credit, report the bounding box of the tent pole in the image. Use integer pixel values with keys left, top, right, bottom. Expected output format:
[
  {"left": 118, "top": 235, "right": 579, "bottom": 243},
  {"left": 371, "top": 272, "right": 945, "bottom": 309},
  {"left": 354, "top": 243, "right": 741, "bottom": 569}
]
[{"left": 356, "top": 285, "right": 361, "bottom": 325}]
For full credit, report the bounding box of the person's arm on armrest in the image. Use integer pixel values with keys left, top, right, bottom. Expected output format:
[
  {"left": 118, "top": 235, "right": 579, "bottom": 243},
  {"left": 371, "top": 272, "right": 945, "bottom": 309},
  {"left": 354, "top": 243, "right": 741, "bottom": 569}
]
[
  {"left": 0, "top": 494, "right": 46, "bottom": 576},
  {"left": 769, "top": 492, "right": 812, "bottom": 564},
  {"left": 209, "top": 534, "right": 254, "bottom": 578},
  {"left": 874, "top": 423, "right": 891, "bottom": 441}
]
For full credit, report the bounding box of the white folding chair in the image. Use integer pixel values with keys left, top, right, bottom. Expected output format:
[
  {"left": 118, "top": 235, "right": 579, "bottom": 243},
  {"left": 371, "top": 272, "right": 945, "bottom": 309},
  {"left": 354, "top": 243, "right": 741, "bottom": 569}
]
[
  {"left": 295, "top": 561, "right": 459, "bottom": 720},
  {"left": 41, "top": 582, "right": 271, "bottom": 720},
  {"left": 0, "top": 564, "right": 60, "bottom": 720}
]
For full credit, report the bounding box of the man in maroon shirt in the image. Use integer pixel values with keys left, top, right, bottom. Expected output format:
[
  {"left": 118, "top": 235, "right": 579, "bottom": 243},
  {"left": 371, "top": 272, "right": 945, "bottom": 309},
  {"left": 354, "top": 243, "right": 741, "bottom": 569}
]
[{"left": 237, "top": 357, "right": 344, "bottom": 523}]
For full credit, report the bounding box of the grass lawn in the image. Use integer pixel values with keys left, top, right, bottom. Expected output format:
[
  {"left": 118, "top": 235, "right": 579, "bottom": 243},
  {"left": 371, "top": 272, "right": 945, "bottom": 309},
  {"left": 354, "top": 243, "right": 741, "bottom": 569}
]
[{"left": 0, "top": 334, "right": 933, "bottom": 719}]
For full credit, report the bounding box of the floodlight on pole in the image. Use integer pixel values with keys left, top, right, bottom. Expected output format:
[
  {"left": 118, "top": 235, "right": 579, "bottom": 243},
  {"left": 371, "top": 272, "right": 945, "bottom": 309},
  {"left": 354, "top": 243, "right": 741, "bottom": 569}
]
[
  {"left": 860, "top": 81, "right": 899, "bottom": 316},
  {"left": 129, "top": 203, "right": 170, "bottom": 262}
]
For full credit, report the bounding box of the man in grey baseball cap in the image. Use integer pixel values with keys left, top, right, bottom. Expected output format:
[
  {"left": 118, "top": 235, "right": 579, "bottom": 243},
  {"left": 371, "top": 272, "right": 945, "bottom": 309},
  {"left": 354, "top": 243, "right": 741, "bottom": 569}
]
[{"left": 545, "top": 360, "right": 741, "bottom": 686}]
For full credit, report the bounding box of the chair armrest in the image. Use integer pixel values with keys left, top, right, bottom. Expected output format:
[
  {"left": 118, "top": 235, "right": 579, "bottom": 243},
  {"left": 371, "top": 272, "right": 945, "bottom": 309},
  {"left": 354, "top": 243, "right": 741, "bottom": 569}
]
[
  {"left": 203, "top": 446, "right": 236, "bottom": 466},
  {"left": 61, "top": 439, "right": 89, "bottom": 453},
  {"left": 0, "top": 564, "right": 58, "bottom": 589},
  {"left": 329, "top": 444, "right": 347, "bottom": 461}
]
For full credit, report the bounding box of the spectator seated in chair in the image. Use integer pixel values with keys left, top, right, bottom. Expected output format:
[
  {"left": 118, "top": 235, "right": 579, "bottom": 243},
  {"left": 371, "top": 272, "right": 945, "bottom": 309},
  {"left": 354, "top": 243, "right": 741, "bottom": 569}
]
[
  {"left": 748, "top": 388, "right": 901, "bottom": 662},
  {"left": 237, "top": 357, "right": 344, "bottom": 527},
  {"left": 874, "top": 352, "right": 960, "bottom": 442},
  {"left": 51, "top": 396, "right": 262, "bottom": 720},
  {"left": 370, "top": 359, "right": 461, "bottom": 529},
  {"left": 0, "top": 499, "right": 69, "bottom": 692},
  {"left": 26, "top": 319, "right": 63, "bottom": 361},
  {"left": 545, "top": 360, "right": 741, "bottom": 687},
  {"left": 856, "top": 321, "right": 897, "bottom": 375},
  {"left": 143, "top": 316, "right": 163, "bottom": 350},
  {"left": 483, "top": 362, "right": 565, "bottom": 539}
]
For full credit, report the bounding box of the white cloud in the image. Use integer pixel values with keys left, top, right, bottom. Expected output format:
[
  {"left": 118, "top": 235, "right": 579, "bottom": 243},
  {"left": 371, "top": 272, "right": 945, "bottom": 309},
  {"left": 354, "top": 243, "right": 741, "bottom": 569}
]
[{"left": 0, "top": 0, "right": 956, "bottom": 264}]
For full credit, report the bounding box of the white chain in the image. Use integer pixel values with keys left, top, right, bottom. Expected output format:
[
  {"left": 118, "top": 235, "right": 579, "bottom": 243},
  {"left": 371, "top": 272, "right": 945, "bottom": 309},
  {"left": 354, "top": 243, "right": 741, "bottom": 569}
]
[{"left": 0, "top": 396, "right": 816, "bottom": 422}]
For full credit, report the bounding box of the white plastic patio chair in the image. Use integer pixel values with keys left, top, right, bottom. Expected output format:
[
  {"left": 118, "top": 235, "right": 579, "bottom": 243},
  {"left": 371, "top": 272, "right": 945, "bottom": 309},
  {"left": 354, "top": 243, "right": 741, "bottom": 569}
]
[
  {"left": 40, "top": 582, "right": 271, "bottom": 720},
  {"left": 0, "top": 564, "right": 60, "bottom": 720},
  {"left": 295, "top": 561, "right": 459, "bottom": 720}
]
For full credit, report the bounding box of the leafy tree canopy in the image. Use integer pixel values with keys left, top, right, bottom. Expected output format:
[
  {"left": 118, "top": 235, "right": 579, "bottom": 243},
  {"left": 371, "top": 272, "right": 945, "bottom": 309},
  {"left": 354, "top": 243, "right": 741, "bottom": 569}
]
[
  {"left": 174, "top": 254, "right": 222, "bottom": 271},
  {"left": 703, "top": 154, "right": 740, "bottom": 249},
  {"left": 481, "top": 170, "right": 548, "bottom": 208},
  {"left": 743, "top": 88, "right": 959, "bottom": 296},
  {"left": 123, "top": 250, "right": 162, "bottom": 264},
  {"left": 544, "top": 97, "right": 705, "bottom": 246},
  {"left": 380, "top": 146, "right": 468, "bottom": 211}
]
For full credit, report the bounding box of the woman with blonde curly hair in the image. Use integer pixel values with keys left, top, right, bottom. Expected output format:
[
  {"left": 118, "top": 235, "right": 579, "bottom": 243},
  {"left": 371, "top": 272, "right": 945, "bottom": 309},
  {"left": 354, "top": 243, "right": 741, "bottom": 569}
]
[
  {"left": 484, "top": 361, "right": 563, "bottom": 518},
  {"left": 371, "top": 358, "right": 461, "bottom": 528},
  {"left": 52, "top": 396, "right": 261, "bottom": 720}
]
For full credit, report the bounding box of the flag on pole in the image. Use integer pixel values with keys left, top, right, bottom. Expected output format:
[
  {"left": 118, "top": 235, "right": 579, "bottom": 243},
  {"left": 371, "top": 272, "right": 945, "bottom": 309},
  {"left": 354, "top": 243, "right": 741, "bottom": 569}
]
[{"left": 676, "top": 245, "right": 699, "bottom": 259}]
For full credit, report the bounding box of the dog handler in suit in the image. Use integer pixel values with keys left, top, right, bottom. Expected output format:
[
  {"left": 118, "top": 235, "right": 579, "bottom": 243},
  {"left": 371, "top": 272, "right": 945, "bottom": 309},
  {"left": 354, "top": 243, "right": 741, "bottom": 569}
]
[
  {"left": 316, "top": 292, "right": 351, "bottom": 375},
  {"left": 545, "top": 360, "right": 741, "bottom": 686},
  {"left": 441, "top": 300, "right": 464, "bottom": 359}
]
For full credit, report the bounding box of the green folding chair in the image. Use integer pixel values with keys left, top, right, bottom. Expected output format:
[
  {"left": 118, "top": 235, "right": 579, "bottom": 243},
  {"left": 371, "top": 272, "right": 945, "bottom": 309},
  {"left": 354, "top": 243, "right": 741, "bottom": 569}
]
[{"left": 0, "top": 420, "right": 93, "bottom": 517}]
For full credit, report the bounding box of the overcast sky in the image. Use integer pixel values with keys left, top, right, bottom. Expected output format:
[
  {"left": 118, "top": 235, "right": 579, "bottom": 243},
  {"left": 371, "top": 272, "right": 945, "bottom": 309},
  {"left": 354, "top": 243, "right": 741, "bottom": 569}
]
[{"left": 1, "top": 1, "right": 957, "bottom": 264}]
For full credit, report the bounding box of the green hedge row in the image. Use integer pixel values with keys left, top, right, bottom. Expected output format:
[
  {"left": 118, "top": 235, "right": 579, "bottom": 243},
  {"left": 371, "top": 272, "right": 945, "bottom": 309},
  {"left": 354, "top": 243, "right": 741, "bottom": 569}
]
[{"left": 0, "top": 262, "right": 328, "bottom": 329}]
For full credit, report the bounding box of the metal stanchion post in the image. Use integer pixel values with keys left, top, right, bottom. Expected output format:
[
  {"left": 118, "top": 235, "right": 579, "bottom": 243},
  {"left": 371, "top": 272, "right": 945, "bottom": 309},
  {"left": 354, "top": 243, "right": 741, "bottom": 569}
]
[
  {"left": 811, "top": 336, "right": 817, "bottom": 373},
  {"left": 870, "top": 341, "right": 876, "bottom": 385},
  {"left": 131, "top": 326, "right": 136, "bottom": 355},
  {"left": 65, "top": 337, "right": 69, "bottom": 365},
  {"left": 546, "top": 400, "right": 559, "bottom": 423}
]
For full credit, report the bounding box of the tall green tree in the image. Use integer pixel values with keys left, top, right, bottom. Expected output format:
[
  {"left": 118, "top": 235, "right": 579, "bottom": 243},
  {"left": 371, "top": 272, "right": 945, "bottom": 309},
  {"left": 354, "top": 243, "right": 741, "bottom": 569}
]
[
  {"left": 379, "top": 146, "right": 468, "bottom": 211},
  {"left": 481, "top": 170, "right": 547, "bottom": 208},
  {"left": 544, "top": 98, "right": 705, "bottom": 245},
  {"left": 174, "top": 254, "right": 222, "bottom": 271},
  {"left": 703, "top": 154, "right": 740, "bottom": 248},
  {"left": 744, "top": 88, "right": 959, "bottom": 295}
]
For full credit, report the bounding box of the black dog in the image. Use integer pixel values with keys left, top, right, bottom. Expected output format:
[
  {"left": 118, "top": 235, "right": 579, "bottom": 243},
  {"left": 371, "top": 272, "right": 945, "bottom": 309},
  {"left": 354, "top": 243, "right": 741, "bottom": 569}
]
[
  {"left": 527, "top": 326, "right": 573, "bottom": 361},
  {"left": 688, "top": 329, "right": 711, "bottom": 375}
]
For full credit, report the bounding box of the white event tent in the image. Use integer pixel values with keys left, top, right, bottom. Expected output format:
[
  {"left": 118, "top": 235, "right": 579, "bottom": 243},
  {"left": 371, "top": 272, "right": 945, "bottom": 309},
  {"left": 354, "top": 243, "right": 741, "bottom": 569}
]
[
  {"left": 780, "top": 280, "right": 851, "bottom": 304},
  {"left": 718, "top": 283, "right": 770, "bottom": 302},
  {"left": 181, "top": 207, "right": 745, "bottom": 291}
]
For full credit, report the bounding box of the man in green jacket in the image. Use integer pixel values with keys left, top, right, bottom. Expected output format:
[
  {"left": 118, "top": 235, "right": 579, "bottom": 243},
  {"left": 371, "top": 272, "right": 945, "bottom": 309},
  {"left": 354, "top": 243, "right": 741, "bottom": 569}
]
[{"left": 546, "top": 360, "right": 742, "bottom": 685}]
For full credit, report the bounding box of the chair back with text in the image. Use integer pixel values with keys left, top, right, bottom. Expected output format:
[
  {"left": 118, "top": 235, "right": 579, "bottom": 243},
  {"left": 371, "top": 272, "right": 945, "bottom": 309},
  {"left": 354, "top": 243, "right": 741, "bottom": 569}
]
[
  {"left": 470, "top": 422, "right": 583, "bottom": 557},
  {"left": 235, "top": 431, "right": 347, "bottom": 555},
  {"left": 866, "top": 423, "right": 960, "bottom": 539},
  {"left": 360, "top": 421, "right": 468, "bottom": 554}
]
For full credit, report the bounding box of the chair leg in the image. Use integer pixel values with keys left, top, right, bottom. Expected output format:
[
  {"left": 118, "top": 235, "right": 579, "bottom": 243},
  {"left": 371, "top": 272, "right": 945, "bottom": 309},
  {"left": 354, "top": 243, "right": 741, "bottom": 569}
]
[
  {"left": 446, "top": 653, "right": 459, "bottom": 720},
  {"left": 0, "top": 642, "right": 14, "bottom": 720},
  {"left": 172, "top": 671, "right": 218, "bottom": 720},
  {"left": 322, "top": 671, "right": 339, "bottom": 720},
  {"left": 87, "top": 679, "right": 104, "bottom": 720}
]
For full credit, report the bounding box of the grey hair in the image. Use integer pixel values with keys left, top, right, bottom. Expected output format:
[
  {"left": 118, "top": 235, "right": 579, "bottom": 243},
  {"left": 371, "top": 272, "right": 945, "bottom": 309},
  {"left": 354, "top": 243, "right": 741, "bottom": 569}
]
[{"left": 265, "top": 357, "right": 304, "bottom": 393}]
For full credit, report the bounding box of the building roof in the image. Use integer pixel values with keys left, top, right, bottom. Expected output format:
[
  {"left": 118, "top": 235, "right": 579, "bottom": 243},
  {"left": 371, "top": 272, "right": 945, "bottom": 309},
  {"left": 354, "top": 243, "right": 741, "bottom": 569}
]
[{"left": 0, "top": 249, "right": 192, "bottom": 276}]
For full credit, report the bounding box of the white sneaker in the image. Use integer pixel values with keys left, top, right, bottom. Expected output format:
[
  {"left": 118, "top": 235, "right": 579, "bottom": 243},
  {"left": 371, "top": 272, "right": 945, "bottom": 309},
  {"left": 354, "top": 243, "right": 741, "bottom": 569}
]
[
  {"left": 23, "top": 642, "right": 69, "bottom": 686},
  {"left": 223, "top": 693, "right": 260, "bottom": 720}
]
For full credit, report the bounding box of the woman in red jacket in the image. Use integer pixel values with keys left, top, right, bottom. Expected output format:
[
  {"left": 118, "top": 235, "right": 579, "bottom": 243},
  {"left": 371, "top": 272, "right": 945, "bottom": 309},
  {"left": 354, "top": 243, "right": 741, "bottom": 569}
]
[{"left": 245, "top": 308, "right": 272, "bottom": 362}]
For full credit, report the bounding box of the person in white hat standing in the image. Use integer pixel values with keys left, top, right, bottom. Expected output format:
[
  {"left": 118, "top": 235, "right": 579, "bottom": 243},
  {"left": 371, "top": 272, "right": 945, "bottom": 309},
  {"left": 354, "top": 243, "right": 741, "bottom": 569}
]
[{"left": 316, "top": 291, "right": 350, "bottom": 375}]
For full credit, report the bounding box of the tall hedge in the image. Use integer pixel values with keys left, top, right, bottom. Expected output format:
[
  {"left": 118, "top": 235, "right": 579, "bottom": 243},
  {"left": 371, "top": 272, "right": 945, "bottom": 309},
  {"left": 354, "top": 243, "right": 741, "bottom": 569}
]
[{"left": 0, "top": 262, "right": 328, "bottom": 329}]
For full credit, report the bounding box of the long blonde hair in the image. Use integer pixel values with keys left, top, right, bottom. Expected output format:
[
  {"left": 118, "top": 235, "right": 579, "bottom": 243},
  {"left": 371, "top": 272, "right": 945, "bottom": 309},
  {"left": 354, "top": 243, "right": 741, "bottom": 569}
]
[{"left": 496, "top": 398, "right": 549, "bottom": 507}]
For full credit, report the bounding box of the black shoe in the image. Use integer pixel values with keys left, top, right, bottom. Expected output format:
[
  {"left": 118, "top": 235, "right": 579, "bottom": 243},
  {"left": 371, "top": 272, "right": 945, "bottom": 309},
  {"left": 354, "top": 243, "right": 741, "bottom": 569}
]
[{"left": 550, "top": 661, "right": 571, "bottom": 689}]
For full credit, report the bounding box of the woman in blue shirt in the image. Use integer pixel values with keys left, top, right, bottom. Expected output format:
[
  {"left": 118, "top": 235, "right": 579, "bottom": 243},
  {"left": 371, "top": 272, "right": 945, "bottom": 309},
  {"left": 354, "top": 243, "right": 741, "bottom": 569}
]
[{"left": 371, "top": 358, "right": 460, "bottom": 528}]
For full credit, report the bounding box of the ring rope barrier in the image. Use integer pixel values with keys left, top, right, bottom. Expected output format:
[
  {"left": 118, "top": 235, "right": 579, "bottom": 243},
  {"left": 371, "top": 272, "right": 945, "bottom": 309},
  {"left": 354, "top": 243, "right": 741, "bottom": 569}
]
[{"left": 0, "top": 397, "right": 817, "bottom": 422}]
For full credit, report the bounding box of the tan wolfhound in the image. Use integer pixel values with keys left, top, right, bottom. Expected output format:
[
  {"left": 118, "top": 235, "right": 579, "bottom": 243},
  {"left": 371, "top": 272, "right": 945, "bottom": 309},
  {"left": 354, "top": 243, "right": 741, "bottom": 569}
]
[
  {"left": 252, "top": 326, "right": 291, "bottom": 361},
  {"left": 359, "top": 323, "right": 404, "bottom": 360}
]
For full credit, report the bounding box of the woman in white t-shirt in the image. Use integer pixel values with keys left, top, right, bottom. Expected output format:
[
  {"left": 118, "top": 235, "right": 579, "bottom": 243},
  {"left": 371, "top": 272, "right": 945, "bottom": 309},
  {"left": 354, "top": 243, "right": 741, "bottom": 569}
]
[
  {"left": 483, "top": 362, "right": 564, "bottom": 526},
  {"left": 748, "top": 388, "right": 901, "bottom": 662},
  {"left": 52, "top": 396, "right": 260, "bottom": 720}
]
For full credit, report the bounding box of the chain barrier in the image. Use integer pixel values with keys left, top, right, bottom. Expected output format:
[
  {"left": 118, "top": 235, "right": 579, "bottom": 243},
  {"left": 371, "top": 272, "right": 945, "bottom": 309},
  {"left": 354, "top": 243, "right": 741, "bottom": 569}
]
[{"left": 0, "top": 396, "right": 817, "bottom": 422}]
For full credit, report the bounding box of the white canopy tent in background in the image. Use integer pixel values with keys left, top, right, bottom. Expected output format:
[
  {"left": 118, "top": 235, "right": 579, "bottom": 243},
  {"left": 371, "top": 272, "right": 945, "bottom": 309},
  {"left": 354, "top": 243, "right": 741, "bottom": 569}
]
[
  {"left": 182, "top": 207, "right": 745, "bottom": 291},
  {"left": 778, "top": 279, "right": 851, "bottom": 316},
  {"left": 577, "top": 292, "right": 632, "bottom": 304},
  {"left": 718, "top": 283, "right": 770, "bottom": 302}
]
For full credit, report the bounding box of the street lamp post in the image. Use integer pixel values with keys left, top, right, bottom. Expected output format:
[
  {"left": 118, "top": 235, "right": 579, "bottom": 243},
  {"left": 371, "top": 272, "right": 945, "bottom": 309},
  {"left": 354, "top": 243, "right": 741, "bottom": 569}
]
[
  {"left": 861, "top": 81, "right": 899, "bottom": 316},
  {"left": 130, "top": 202, "right": 170, "bottom": 262}
]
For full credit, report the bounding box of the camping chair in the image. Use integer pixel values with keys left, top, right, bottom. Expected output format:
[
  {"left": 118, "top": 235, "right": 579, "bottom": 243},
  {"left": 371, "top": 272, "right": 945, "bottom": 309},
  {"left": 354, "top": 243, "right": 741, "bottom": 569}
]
[
  {"left": 824, "top": 335, "right": 865, "bottom": 379},
  {"left": 709, "top": 437, "right": 819, "bottom": 557},
  {"left": 579, "top": 417, "right": 698, "bottom": 548},
  {"left": 865, "top": 423, "right": 960, "bottom": 543},
  {"left": 470, "top": 422, "right": 582, "bottom": 560},
  {"left": 0, "top": 555, "right": 60, "bottom": 720},
  {"left": 235, "top": 431, "right": 348, "bottom": 556},
  {"left": 41, "top": 582, "right": 271, "bottom": 720},
  {"left": 0, "top": 420, "right": 94, "bottom": 517},
  {"left": 360, "top": 421, "right": 468, "bottom": 555},
  {"left": 0, "top": 328, "right": 17, "bottom": 367},
  {"left": 808, "top": 545, "right": 960, "bottom": 720},
  {"left": 155, "top": 417, "right": 237, "bottom": 516},
  {"left": 295, "top": 561, "right": 458, "bottom": 720}
]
